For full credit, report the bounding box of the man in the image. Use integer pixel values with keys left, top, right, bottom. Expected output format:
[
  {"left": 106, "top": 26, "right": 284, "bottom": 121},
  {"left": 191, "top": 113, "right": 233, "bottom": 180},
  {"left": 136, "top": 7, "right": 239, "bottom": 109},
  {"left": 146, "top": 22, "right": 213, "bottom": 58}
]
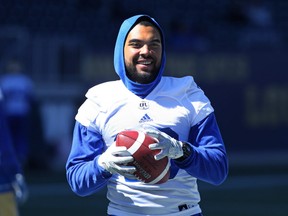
[
  {"left": 0, "top": 88, "right": 28, "bottom": 216},
  {"left": 0, "top": 59, "right": 34, "bottom": 166},
  {"left": 66, "top": 14, "right": 228, "bottom": 216}
]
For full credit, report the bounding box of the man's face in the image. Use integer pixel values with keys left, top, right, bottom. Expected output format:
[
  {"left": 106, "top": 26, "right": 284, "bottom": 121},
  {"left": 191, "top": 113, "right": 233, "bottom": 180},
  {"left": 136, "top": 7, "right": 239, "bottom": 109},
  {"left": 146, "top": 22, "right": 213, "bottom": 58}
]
[{"left": 124, "top": 23, "right": 162, "bottom": 84}]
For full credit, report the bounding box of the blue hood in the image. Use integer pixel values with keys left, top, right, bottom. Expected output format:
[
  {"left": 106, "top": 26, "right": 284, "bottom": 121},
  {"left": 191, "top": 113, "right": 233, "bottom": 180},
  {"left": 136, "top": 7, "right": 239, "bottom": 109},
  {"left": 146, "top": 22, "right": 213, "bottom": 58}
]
[{"left": 114, "top": 14, "right": 166, "bottom": 98}]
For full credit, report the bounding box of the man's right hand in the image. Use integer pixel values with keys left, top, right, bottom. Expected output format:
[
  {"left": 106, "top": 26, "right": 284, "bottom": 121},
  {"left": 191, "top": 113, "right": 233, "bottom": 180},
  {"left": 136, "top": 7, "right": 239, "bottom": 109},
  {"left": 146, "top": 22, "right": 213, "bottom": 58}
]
[{"left": 98, "top": 142, "right": 136, "bottom": 178}]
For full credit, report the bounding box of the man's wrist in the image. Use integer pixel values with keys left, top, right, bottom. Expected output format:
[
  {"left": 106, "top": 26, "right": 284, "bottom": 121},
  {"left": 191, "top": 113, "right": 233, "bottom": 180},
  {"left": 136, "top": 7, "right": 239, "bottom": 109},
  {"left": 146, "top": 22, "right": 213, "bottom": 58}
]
[{"left": 175, "top": 142, "right": 192, "bottom": 162}]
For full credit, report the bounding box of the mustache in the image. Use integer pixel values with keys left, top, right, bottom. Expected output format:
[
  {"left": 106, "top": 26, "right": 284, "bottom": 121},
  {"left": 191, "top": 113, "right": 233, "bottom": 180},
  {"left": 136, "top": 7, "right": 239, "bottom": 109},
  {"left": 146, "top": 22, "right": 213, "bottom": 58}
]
[{"left": 136, "top": 56, "right": 154, "bottom": 62}]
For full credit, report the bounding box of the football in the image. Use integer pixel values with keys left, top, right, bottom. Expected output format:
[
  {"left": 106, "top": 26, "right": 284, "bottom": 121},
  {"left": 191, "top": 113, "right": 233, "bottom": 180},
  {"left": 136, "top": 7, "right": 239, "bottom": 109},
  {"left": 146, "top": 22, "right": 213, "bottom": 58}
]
[{"left": 115, "top": 130, "right": 170, "bottom": 184}]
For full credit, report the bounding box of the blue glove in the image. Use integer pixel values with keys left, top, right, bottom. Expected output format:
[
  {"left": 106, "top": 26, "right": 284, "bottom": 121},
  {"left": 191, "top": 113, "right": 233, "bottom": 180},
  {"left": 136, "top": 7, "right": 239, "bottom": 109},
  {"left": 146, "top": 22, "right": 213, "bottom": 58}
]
[{"left": 146, "top": 130, "right": 184, "bottom": 160}]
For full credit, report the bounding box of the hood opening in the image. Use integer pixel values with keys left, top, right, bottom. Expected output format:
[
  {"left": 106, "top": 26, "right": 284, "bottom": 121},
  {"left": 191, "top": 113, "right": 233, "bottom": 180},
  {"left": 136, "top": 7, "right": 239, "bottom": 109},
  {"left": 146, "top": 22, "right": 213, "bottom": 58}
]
[{"left": 113, "top": 14, "right": 166, "bottom": 98}]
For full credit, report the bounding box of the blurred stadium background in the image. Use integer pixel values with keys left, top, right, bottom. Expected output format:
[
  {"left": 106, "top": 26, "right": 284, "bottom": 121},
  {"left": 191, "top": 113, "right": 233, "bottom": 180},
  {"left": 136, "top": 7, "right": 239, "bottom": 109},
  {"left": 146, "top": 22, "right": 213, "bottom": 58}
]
[{"left": 0, "top": 0, "right": 287, "bottom": 215}]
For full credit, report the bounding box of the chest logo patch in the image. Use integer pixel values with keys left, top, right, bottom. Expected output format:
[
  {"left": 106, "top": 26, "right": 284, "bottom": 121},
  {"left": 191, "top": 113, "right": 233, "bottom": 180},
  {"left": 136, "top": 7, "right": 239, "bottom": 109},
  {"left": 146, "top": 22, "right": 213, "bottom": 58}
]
[{"left": 138, "top": 101, "right": 149, "bottom": 110}]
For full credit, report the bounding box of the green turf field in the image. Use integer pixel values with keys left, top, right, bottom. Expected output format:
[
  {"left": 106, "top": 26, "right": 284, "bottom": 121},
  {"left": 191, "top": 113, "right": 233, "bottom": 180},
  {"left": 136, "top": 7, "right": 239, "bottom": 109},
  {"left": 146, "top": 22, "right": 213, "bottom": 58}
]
[{"left": 19, "top": 166, "right": 288, "bottom": 216}]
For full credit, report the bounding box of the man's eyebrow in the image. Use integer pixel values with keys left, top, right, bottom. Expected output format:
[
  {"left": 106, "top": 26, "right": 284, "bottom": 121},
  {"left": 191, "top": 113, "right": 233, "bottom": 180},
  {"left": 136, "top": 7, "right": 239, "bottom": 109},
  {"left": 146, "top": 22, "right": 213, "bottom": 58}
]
[
  {"left": 151, "top": 39, "right": 161, "bottom": 43},
  {"left": 128, "top": 38, "right": 161, "bottom": 44},
  {"left": 127, "top": 39, "right": 141, "bottom": 43}
]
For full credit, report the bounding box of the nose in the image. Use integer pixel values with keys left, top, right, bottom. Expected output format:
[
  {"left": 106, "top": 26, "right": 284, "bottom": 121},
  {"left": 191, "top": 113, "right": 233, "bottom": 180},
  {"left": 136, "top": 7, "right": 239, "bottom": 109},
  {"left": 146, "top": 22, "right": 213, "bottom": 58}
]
[{"left": 140, "top": 44, "right": 149, "bottom": 55}]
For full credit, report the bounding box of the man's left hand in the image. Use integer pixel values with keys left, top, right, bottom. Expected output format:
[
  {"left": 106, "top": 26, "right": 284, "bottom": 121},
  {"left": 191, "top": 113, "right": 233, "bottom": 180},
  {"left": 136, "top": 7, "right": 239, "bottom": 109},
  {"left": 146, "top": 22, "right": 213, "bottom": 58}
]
[{"left": 146, "top": 130, "right": 184, "bottom": 160}]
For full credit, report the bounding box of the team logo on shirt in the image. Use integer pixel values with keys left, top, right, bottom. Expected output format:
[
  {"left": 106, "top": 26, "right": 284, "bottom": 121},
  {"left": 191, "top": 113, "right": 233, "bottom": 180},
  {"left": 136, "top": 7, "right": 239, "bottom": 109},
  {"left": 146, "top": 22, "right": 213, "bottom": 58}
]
[{"left": 138, "top": 101, "right": 149, "bottom": 110}]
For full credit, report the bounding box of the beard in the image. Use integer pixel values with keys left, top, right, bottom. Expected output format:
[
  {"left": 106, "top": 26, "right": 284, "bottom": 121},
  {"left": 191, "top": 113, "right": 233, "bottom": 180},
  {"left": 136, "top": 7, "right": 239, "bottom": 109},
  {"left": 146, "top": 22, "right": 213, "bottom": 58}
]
[{"left": 125, "top": 61, "right": 160, "bottom": 84}]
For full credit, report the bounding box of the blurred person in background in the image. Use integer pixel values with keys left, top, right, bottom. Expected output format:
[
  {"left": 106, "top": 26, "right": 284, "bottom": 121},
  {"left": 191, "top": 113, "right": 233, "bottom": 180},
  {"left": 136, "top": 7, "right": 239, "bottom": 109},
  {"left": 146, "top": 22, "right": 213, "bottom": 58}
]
[
  {"left": 0, "top": 87, "right": 28, "bottom": 216},
  {"left": 0, "top": 59, "right": 34, "bottom": 167}
]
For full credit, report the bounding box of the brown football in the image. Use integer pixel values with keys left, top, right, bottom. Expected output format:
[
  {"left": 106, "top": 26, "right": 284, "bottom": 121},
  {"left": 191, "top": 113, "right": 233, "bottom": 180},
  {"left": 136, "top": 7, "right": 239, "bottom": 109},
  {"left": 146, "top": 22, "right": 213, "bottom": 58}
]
[{"left": 116, "top": 130, "right": 170, "bottom": 184}]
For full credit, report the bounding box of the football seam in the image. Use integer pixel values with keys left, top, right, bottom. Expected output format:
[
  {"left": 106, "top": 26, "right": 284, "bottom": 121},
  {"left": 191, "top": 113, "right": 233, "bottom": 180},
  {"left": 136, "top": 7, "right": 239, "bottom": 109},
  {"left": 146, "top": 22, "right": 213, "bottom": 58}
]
[{"left": 126, "top": 131, "right": 146, "bottom": 155}]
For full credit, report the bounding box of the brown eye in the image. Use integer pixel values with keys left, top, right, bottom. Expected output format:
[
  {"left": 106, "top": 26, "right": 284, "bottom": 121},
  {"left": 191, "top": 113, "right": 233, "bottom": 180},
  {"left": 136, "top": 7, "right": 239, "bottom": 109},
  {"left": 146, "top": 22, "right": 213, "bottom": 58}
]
[
  {"left": 129, "top": 42, "right": 142, "bottom": 48},
  {"left": 150, "top": 42, "right": 161, "bottom": 49}
]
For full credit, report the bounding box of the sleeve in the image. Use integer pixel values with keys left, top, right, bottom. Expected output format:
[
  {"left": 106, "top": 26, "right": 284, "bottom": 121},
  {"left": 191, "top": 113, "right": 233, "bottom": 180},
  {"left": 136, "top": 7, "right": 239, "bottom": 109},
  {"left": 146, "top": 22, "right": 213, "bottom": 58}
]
[
  {"left": 65, "top": 121, "right": 112, "bottom": 197},
  {"left": 174, "top": 113, "right": 228, "bottom": 185},
  {"left": 0, "top": 92, "right": 22, "bottom": 183}
]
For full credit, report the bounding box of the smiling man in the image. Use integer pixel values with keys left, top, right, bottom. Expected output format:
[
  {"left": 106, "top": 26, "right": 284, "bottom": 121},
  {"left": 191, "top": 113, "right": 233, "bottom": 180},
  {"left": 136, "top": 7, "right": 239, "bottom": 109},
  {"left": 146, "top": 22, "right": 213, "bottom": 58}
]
[
  {"left": 66, "top": 15, "right": 228, "bottom": 216},
  {"left": 124, "top": 20, "right": 162, "bottom": 84}
]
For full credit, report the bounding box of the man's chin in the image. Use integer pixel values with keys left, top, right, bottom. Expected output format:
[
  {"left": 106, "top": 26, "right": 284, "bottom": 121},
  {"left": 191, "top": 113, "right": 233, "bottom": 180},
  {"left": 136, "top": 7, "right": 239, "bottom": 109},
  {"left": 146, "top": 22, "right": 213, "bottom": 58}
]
[{"left": 136, "top": 71, "right": 157, "bottom": 84}]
